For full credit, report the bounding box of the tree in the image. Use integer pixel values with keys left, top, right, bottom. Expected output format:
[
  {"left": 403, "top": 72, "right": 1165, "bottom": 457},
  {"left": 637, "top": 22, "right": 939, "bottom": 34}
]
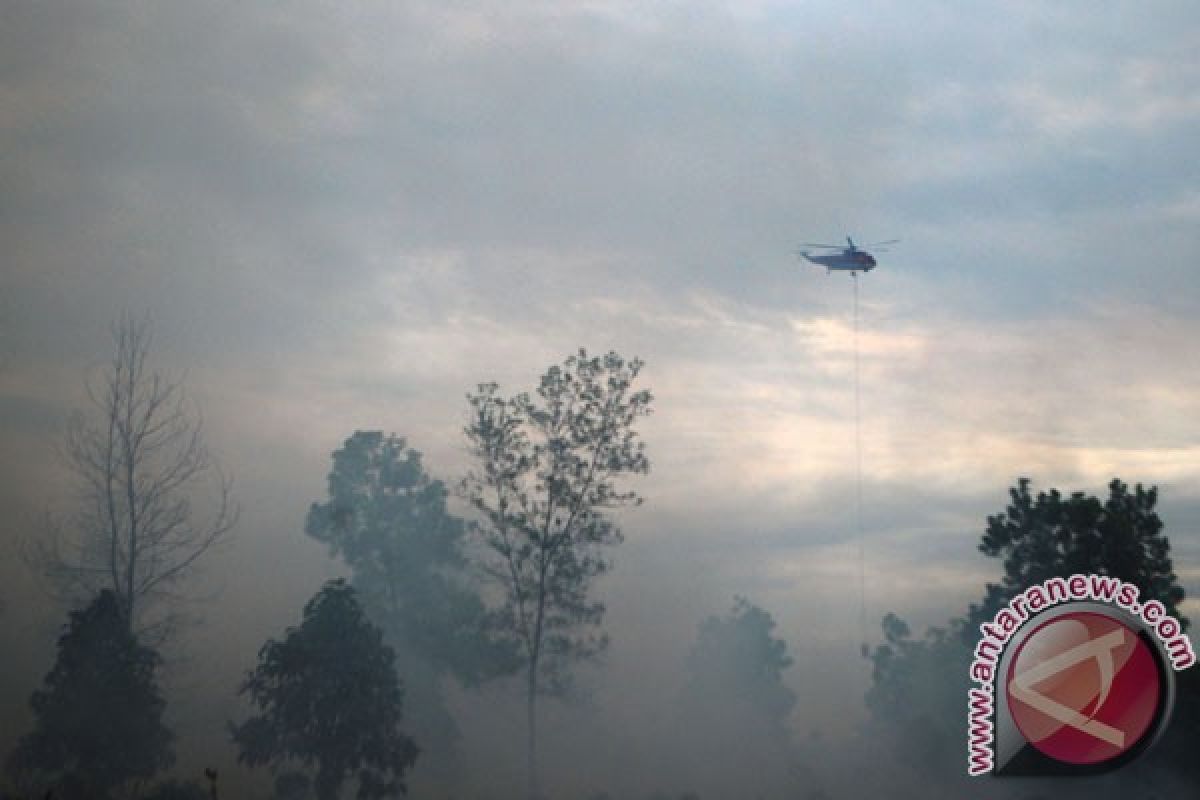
[
  {"left": 231, "top": 580, "right": 419, "bottom": 800},
  {"left": 864, "top": 614, "right": 973, "bottom": 773},
  {"left": 971, "top": 477, "right": 1186, "bottom": 628},
  {"left": 866, "top": 477, "right": 1192, "bottom": 794},
  {"left": 677, "top": 598, "right": 799, "bottom": 798},
  {"left": 29, "top": 315, "right": 236, "bottom": 641},
  {"left": 461, "top": 349, "right": 652, "bottom": 799},
  {"left": 5, "top": 590, "right": 174, "bottom": 799},
  {"left": 683, "top": 597, "right": 797, "bottom": 732},
  {"left": 304, "top": 432, "right": 515, "bottom": 770}
]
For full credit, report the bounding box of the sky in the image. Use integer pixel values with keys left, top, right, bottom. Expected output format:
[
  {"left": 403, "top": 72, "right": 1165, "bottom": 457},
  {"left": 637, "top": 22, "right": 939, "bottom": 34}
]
[{"left": 2, "top": 1, "right": 1199, "bottom": 795}]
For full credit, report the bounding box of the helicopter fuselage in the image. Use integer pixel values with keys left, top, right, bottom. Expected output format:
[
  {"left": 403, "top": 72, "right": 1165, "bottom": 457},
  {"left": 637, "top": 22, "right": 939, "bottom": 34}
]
[{"left": 801, "top": 249, "right": 876, "bottom": 272}]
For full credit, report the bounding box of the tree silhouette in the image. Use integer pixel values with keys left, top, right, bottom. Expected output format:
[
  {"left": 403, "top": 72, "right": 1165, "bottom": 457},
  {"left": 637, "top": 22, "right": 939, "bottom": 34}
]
[
  {"left": 461, "top": 349, "right": 652, "bottom": 799},
  {"left": 26, "top": 315, "right": 236, "bottom": 642},
  {"left": 865, "top": 614, "right": 972, "bottom": 773},
  {"left": 677, "top": 598, "right": 799, "bottom": 797},
  {"left": 5, "top": 590, "right": 174, "bottom": 799},
  {"left": 683, "top": 597, "right": 797, "bottom": 734},
  {"left": 231, "top": 580, "right": 418, "bottom": 800},
  {"left": 304, "top": 432, "right": 516, "bottom": 769},
  {"left": 971, "top": 477, "right": 1185, "bottom": 628}
]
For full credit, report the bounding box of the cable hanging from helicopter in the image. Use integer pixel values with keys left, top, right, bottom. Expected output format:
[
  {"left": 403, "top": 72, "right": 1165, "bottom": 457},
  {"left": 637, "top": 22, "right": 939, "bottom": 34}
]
[{"left": 797, "top": 236, "right": 897, "bottom": 656}]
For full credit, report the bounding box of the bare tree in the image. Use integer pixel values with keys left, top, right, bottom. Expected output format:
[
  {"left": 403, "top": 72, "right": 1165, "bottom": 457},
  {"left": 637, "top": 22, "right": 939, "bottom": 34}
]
[
  {"left": 462, "top": 349, "right": 652, "bottom": 800},
  {"left": 28, "top": 315, "right": 236, "bottom": 641}
]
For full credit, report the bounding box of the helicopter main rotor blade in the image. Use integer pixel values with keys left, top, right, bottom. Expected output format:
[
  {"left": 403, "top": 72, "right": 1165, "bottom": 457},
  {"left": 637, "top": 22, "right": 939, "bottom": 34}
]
[
  {"left": 865, "top": 239, "right": 900, "bottom": 247},
  {"left": 798, "top": 242, "right": 843, "bottom": 249}
]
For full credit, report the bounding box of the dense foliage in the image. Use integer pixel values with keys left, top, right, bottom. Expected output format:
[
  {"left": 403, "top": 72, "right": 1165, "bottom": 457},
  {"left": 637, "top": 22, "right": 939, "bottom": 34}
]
[
  {"left": 684, "top": 597, "right": 797, "bottom": 733},
  {"left": 6, "top": 590, "right": 174, "bottom": 799},
  {"left": 972, "top": 477, "right": 1186, "bottom": 627},
  {"left": 305, "top": 431, "right": 514, "bottom": 764},
  {"left": 231, "top": 580, "right": 419, "bottom": 800}
]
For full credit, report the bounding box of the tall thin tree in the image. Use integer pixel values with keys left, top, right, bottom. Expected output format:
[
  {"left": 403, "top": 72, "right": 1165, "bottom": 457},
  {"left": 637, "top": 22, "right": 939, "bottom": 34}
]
[
  {"left": 462, "top": 349, "right": 652, "bottom": 799},
  {"left": 28, "top": 315, "right": 236, "bottom": 640}
]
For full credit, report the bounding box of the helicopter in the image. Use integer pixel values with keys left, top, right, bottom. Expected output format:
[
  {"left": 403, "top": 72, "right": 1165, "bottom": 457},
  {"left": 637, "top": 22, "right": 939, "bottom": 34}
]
[{"left": 798, "top": 237, "right": 898, "bottom": 274}]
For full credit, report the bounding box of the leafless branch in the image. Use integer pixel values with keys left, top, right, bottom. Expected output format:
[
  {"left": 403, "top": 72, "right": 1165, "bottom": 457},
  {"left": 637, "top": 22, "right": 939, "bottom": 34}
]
[{"left": 23, "top": 314, "right": 238, "bottom": 643}]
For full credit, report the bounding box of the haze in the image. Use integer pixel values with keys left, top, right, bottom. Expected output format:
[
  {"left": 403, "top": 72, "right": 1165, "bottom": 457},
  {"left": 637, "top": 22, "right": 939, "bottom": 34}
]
[{"left": 2, "top": 2, "right": 1198, "bottom": 798}]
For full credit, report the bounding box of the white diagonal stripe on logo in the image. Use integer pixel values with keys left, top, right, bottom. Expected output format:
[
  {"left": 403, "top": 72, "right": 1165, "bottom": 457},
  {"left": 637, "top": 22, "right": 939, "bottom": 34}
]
[{"left": 1008, "top": 628, "right": 1127, "bottom": 748}]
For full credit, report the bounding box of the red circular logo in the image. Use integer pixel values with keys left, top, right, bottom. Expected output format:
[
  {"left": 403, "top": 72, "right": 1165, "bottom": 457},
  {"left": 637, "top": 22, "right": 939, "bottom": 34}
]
[{"left": 1006, "top": 612, "right": 1161, "bottom": 765}]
